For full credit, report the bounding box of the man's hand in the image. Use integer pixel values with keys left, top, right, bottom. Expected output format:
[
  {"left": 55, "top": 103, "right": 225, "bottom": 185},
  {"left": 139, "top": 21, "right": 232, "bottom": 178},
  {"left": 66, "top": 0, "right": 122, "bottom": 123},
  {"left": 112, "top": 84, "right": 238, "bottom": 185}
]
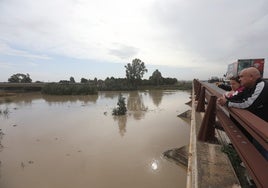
[{"left": 217, "top": 96, "right": 227, "bottom": 106}]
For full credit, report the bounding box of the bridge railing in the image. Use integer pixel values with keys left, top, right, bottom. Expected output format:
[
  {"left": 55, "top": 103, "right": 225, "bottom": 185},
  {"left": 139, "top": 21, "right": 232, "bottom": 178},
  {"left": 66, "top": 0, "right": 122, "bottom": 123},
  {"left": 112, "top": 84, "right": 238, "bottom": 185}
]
[{"left": 193, "top": 79, "right": 268, "bottom": 188}]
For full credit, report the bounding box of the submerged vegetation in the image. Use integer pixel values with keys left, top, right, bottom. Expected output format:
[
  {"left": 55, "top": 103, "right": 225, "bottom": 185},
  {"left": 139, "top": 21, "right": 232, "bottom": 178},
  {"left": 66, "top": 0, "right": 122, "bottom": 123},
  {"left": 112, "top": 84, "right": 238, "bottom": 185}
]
[
  {"left": 0, "top": 107, "right": 10, "bottom": 118},
  {"left": 0, "top": 108, "right": 9, "bottom": 115},
  {"left": 0, "top": 128, "right": 4, "bottom": 151},
  {"left": 112, "top": 94, "right": 127, "bottom": 116},
  {"left": 41, "top": 83, "right": 97, "bottom": 95}
]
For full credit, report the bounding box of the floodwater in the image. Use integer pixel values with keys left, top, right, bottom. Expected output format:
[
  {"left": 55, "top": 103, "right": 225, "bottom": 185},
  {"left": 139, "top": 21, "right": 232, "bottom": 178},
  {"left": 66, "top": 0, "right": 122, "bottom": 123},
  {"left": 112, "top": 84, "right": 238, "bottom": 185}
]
[{"left": 0, "top": 90, "right": 190, "bottom": 188}]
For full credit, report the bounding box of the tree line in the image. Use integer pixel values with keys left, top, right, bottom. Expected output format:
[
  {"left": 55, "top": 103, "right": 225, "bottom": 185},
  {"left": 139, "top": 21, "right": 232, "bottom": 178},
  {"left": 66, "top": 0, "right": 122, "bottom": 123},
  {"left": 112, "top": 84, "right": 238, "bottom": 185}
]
[
  {"left": 7, "top": 58, "right": 192, "bottom": 94},
  {"left": 8, "top": 73, "right": 32, "bottom": 83}
]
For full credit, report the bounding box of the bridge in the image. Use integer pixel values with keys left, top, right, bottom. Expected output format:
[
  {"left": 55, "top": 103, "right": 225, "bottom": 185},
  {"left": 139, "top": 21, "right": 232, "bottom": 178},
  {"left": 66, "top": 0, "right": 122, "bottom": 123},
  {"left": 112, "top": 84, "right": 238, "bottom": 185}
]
[
  {"left": 1, "top": 81, "right": 267, "bottom": 187},
  {"left": 187, "top": 79, "right": 268, "bottom": 188}
]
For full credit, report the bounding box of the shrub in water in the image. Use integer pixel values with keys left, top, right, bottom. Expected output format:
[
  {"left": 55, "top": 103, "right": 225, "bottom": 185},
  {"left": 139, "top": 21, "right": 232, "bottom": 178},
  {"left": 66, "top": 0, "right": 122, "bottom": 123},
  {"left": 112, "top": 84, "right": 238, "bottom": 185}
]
[{"left": 112, "top": 94, "right": 127, "bottom": 115}]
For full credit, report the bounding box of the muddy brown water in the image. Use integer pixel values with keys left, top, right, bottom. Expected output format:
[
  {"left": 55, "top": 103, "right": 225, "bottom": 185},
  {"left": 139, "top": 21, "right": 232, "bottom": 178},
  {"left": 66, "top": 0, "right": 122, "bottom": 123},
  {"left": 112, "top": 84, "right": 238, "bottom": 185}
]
[{"left": 0, "top": 90, "right": 190, "bottom": 188}]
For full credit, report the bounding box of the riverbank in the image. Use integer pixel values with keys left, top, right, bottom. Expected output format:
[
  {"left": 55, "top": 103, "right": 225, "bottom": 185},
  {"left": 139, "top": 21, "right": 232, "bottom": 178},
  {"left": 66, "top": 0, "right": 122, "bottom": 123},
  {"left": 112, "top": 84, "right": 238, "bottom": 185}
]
[{"left": 0, "top": 81, "right": 192, "bottom": 94}]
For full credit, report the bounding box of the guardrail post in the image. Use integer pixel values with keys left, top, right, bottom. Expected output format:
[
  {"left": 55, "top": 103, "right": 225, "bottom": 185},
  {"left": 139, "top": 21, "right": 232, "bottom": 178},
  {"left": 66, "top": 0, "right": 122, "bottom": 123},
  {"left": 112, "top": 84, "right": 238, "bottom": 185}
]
[
  {"left": 196, "top": 86, "right": 205, "bottom": 112},
  {"left": 198, "top": 96, "right": 217, "bottom": 142},
  {"left": 195, "top": 82, "right": 201, "bottom": 101},
  {"left": 193, "top": 79, "right": 199, "bottom": 95}
]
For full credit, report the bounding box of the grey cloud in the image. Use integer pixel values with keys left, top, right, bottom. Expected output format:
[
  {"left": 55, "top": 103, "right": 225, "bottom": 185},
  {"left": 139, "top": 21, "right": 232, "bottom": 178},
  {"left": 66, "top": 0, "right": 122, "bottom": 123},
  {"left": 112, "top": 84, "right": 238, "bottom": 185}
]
[
  {"left": 150, "top": 0, "right": 268, "bottom": 63},
  {"left": 0, "top": 42, "right": 51, "bottom": 59},
  {"left": 109, "top": 44, "right": 139, "bottom": 59},
  {"left": 0, "top": 0, "right": 74, "bottom": 49}
]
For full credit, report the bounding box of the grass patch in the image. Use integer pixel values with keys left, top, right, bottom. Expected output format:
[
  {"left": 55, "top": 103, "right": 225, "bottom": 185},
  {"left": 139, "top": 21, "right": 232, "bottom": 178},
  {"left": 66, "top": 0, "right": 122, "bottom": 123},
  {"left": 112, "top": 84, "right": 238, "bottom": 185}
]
[
  {"left": 221, "top": 144, "right": 254, "bottom": 188},
  {"left": 41, "top": 83, "right": 97, "bottom": 95}
]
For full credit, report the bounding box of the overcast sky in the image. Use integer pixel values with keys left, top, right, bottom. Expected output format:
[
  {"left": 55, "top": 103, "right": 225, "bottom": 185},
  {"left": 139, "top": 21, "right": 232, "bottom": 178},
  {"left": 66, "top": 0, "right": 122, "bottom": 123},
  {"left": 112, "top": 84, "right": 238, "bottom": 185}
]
[{"left": 1, "top": 0, "right": 268, "bottom": 82}]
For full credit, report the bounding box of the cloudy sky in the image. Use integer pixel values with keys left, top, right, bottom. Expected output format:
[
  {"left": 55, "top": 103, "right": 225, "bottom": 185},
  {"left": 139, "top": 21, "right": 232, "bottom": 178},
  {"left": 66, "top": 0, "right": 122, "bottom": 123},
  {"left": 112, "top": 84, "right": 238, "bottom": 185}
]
[{"left": 0, "top": 0, "right": 268, "bottom": 82}]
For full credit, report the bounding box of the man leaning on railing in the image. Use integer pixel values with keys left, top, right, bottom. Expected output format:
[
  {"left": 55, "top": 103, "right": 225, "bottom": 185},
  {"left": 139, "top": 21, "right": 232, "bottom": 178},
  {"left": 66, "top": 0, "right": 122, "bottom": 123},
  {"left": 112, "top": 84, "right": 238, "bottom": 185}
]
[{"left": 217, "top": 67, "right": 268, "bottom": 160}]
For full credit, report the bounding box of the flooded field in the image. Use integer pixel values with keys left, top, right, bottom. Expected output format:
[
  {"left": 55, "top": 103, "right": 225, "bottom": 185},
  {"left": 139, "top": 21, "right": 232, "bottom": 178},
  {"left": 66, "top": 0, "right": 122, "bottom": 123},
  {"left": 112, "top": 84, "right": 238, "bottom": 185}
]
[{"left": 0, "top": 90, "right": 190, "bottom": 188}]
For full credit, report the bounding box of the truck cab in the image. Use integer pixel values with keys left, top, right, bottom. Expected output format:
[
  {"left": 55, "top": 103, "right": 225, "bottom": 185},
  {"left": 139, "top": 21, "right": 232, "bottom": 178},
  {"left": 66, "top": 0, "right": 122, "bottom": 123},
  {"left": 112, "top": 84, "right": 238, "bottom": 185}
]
[{"left": 225, "top": 58, "right": 265, "bottom": 80}]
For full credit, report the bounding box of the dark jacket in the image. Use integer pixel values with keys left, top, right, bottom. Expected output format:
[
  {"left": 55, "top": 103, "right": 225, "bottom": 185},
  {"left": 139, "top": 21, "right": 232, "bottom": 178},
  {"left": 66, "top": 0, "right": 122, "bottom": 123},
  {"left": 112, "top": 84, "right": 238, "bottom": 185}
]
[
  {"left": 227, "top": 79, "right": 268, "bottom": 122},
  {"left": 218, "top": 83, "right": 232, "bottom": 91}
]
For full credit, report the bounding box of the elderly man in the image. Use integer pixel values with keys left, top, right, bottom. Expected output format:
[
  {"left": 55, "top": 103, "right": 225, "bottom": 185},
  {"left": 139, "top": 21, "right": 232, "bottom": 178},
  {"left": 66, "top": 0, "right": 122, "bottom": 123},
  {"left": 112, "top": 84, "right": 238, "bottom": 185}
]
[
  {"left": 218, "top": 67, "right": 268, "bottom": 160},
  {"left": 217, "top": 67, "right": 268, "bottom": 122}
]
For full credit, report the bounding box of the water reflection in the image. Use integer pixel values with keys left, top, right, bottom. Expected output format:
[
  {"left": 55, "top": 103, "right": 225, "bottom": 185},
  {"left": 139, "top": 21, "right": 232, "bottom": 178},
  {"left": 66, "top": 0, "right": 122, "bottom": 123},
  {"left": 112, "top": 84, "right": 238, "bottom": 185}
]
[
  {"left": 0, "top": 90, "right": 190, "bottom": 188},
  {"left": 0, "top": 93, "right": 39, "bottom": 106},
  {"left": 0, "top": 93, "right": 100, "bottom": 106},
  {"left": 113, "top": 115, "right": 127, "bottom": 137},
  {"left": 0, "top": 130, "right": 4, "bottom": 183},
  {"left": 151, "top": 159, "right": 159, "bottom": 171},
  {"left": 99, "top": 91, "right": 119, "bottom": 99},
  {"left": 0, "top": 129, "right": 3, "bottom": 180},
  {"left": 127, "top": 91, "right": 148, "bottom": 120},
  {"left": 42, "top": 94, "right": 99, "bottom": 105},
  {"left": 148, "top": 90, "right": 164, "bottom": 107}
]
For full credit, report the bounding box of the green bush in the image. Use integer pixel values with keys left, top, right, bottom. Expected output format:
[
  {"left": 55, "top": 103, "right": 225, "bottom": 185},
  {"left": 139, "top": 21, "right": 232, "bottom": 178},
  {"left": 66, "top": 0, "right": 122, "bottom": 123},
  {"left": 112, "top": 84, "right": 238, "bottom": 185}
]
[
  {"left": 98, "top": 78, "right": 136, "bottom": 91},
  {"left": 41, "top": 83, "right": 97, "bottom": 95},
  {"left": 112, "top": 94, "right": 127, "bottom": 115}
]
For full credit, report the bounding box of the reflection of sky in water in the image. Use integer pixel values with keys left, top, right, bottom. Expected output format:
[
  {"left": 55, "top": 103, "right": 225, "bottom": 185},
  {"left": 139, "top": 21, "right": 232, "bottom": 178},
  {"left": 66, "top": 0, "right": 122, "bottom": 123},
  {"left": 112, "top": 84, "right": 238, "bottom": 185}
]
[{"left": 151, "top": 159, "right": 159, "bottom": 171}]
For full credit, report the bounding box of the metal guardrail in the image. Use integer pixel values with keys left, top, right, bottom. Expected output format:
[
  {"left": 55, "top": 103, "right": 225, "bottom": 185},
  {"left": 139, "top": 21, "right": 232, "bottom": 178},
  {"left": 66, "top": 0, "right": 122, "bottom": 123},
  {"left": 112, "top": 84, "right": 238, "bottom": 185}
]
[{"left": 193, "top": 79, "right": 268, "bottom": 188}]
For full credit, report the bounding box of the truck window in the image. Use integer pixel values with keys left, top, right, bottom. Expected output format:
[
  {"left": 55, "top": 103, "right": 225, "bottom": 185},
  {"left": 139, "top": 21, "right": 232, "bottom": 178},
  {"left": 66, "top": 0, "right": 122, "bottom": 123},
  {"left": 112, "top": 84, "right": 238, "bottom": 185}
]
[{"left": 238, "top": 60, "right": 251, "bottom": 73}]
